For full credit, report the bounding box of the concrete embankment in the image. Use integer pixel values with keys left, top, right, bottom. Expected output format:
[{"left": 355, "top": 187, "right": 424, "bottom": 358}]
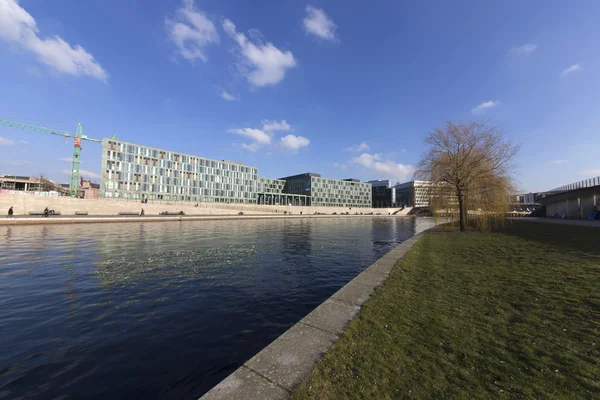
[
  {"left": 0, "top": 194, "right": 410, "bottom": 220},
  {"left": 200, "top": 233, "right": 426, "bottom": 400},
  {"left": 0, "top": 213, "right": 406, "bottom": 226}
]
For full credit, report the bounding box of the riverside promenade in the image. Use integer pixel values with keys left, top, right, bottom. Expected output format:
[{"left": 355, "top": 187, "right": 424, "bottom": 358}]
[{"left": 0, "top": 213, "right": 408, "bottom": 226}]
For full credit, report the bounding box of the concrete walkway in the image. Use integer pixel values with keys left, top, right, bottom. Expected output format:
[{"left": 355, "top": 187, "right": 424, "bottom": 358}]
[
  {"left": 200, "top": 233, "right": 425, "bottom": 400},
  {"left": 514, "top": 217, "right": 600, "bottom": 228},
  {"left": 0, "top": 213, "right": 409, "bottom": 226}
]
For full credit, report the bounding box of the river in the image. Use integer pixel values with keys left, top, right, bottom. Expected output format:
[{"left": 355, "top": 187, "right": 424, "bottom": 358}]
[{"left": 0, "top": 217, "right": 434, "bottom": 399}]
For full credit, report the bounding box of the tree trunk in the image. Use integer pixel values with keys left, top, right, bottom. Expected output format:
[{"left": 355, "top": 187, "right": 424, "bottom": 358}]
[{"left": 458, "top": 192, "right": 467, "bottom": 232}]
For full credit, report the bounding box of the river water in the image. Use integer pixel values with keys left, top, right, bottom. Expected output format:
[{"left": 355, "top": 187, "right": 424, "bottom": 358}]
[{"left": 0, "top": 217, "right": 433, "bottom": 399}]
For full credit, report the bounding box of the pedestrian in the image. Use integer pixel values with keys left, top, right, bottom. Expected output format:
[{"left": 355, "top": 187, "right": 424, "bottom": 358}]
[
  {"left": 44, "top": 207, "right": 49, "bottom": 217},
  {"left": 8, "top": 206, "right": 13, "bottom": 218},
  {"left": 140, "top": 208, "right": 145, "bottom": 216}
]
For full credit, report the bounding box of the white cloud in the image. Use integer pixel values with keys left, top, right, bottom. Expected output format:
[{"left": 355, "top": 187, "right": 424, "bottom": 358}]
[
  {"left": 510, "top": 43, "right": 537, "bottom": 55},
  {"left": 166, "top": 0, "right": 218, "bottom": 62},
  {"left": 59, "top": 157, "right": 73, "bottom": 162},
  {"left": 222, "top": 18, "right": 296, "bottom": 87},
  {"left": 561, "top": 64, "right": 581, "bottom": 76},
  {"left": 580, "top": 169, "right": 600, "bottom": 177},
  {"left": 0, "top": 160, "right": 23, "bottom": 166},
  {"left": 303, "top": 5, "right": 338, "bottom": 41},
  {"left": 352, "top": 153, "right": 414, "bottom": 182},
  {"left": 471, "top": 100, "right": 500, "bottom": 114},
  {"left": 228, "top": 127, "right": 272, "bottom": 151},
  {"left": 0, "top": 136, "right": 15, "bottom": 146},
  {"left": 401, "top": 148, "right": 406, "bottom": 153},
  {"left": 344, "top": 142, "right": 369, "bottom": 152},
  {"left": 0, "top": 0, "right": 107, "bottom": 81},
  {"left": 241, "top": 142, "right": 260, "bottom": 152},
  {"left": 19, "top": 140, "right": 28, "bottom": 144},
  {"left": 333, "top": 162, "right": 347, "bottom": 170},
  {"left": 262, "top": 120, "right": 291, "bottom": 131},
  {"left": 61, "top": 169, "right": 99, "bottom": 179},
  {"left": 219, "top": 88, "right": 239, "bottom": 101},
  {"left": 551, "top": 159, "right": 568, "bottom": 164},
  {"left": 279, "top": 134, "right": 310, "bottom": 152}
]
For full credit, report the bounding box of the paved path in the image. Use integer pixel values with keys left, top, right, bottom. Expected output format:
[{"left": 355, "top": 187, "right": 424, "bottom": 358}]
[
  {"left": 0, "top": 213, "right": 402, "bottom": 226},
  {"left": 514, "top": 217, "right": 600, "bottom": 228}
]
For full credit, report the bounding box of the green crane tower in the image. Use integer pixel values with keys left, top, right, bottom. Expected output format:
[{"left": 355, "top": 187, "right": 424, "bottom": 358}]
[{"left": 0, "top": 119, "right": 103, "bottom": 197}]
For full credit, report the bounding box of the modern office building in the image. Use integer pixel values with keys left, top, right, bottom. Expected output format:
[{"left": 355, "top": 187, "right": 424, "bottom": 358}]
[
  {"left": 367, "top": 180, "right": 397, "bottom": 208},
  {"left": 100, "top": 140, "right": 372, "bottom": 207},
  {"left": 100, "top": 139, "right": 260, "bottom": 203},
  {"left": 394, "top": 180, "right": 435, "bottom": 208},
  {"left": 278, "top": 173, "right": 372, "bottom": 208}
]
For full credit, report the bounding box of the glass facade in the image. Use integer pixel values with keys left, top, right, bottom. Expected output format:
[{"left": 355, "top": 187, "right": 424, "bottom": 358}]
[
  {"left": 100, "top": 139, "right": 259, "bottom": 203},
  {"left": 280, "top": 173, "right": 372, "bottom": 208},
  {"left": 100, "top": 141, "right": 372, "bottom": 207}
]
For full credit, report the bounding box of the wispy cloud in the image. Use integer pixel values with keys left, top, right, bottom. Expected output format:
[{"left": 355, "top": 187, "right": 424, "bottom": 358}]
[
  {"left": 228, "top": 128, "right": 271, "bottom": 145},
  {"left": 228, "top": 127, "right": 271, "bottom": 151},
  {"left": 61, "top": 169, "right": 99, "bottom": 179},
  {"left": 166, "top": 0, "right": 219, "bottom": 62},
  {"left": 0, "top": 137, "right": 15, "bottom": 146},
  {"left": 262, "top": 120, "right": 291, "bottom": 131},
  {"left": 561, "top": 64, "right": 582, "bottom": 76},
  {"left": 222, "top": 18, "right": 296, "bottom": 87},
  {"left": 58, "top": 157, "right": 74, "bottom": 163},
  {"left": 344, "top": 142, "right": 369, "bottom": 152},
  {"left": 303, "top": 6, "right": 338, "bottom": 41},
  {"left": 19, "top": 140, "right": 28, "bottom": 144},
  {"left": 333, "top": 162, "right": 347, "bottom": 170},
  {"left": 471, "top": 100, "right": 500, "bottom": 114},
  {"left": 279, "top": 134, "right": 310, "bottom": 152},
  {"left": 352, "top": 153, "right": 414, "bottom": 182},
  {"left": 0, "top": 0, "right": 107, "bottom": 81},
  {"left": 551, "top": 159, "right": 568, "bottom": 164},
  {"left": 510, "top": 43, "right": 537, "bottom": 55},
  {"left": 580, "top": 169, "right": 600, "bottom": 177},
  {"left": 219, "top": 88, "right": 239, "bottom": 101}
]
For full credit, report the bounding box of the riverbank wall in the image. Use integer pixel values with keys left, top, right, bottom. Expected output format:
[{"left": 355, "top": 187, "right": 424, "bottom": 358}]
[{"left": 0, "top": 194, "right": 409, "bottom": 218}]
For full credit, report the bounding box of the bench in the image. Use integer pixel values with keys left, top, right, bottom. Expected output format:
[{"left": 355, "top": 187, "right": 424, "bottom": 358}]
[
  {"left": 75, "top": 211, "right": 88, "bottom": 216},
  {"left": 118, "top": 211, "right": 141, "bottom": 216},
  {"left": 159, "top": 211, "right": 185, "bottom": 216},
  {"left": 29, "top": 211, "right": 61, "bottom": 216}
]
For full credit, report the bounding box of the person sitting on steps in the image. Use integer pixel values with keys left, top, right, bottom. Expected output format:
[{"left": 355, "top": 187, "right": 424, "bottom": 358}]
[
  {"left": 43, "top": 207, "right": 49, "bottom": 217},
  {"left": 8, "top": 206, "right": 14, "bottom": 218}
]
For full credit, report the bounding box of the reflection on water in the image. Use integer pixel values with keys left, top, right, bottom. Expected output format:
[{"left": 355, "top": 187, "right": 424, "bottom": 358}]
[{"left": 0, "top": 217, "right": 434, "bottom": 399}]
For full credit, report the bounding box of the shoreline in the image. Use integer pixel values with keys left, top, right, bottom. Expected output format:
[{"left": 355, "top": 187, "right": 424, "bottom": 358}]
[
  {"left": 200, "top": 231, "right": 426, "bottom": 399},
  {"left": 0, "top": 213, "right": 408, "bottom": 226}
]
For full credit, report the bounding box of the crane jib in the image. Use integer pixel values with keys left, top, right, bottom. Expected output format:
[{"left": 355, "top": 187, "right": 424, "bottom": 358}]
[{"left": 0, "top": 118, "right": 104, "bottom": 196}]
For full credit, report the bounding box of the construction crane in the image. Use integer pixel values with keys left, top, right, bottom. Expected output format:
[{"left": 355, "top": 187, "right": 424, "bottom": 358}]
[{"left": 0, "top": 118, "right": 103, "bottom": 197}]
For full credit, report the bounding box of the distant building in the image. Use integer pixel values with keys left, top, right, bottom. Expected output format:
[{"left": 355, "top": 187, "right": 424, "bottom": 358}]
[
  {"left": 0, "top": 175, "right": 41, "bottom": 192},
  {"left": 100, "top": 139, "right": 371, "bottom": 207},
  {"left": 101, "top": 139, "right": 260, "bottom": 203},
  {"left": 80, "top": 180, "right": 100, "bottom": 199},
  {"left": 367, "top": 180, "right": 397, "bottom": 208},
  {"left": 277, "top": 173, "right": 372, "bottom": 208},
  {"left": 394, "top": 180, "right": 434, "bottom": 208},
  {"left": 538, "top": 176, "right": 600, "bottom": 218}
]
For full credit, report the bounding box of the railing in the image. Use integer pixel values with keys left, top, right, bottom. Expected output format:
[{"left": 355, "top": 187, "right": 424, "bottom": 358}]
[{"left": 543, "top": 176, "right": 600, "bottom": 197}]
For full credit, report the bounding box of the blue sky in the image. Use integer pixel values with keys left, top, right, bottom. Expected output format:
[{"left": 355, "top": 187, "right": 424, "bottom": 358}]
[{"left": 0, "top": 0, "right": 598, "bottom": 192}]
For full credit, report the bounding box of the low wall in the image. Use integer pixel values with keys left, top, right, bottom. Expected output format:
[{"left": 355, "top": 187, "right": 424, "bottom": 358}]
[{"left": 0, "top": 194, "right": 410, "bottom": 217}]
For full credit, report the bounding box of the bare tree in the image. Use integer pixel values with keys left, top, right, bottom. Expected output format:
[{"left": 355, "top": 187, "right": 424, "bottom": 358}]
[{"left": 415, "top": 120, "right": 519, "bottom": 232}]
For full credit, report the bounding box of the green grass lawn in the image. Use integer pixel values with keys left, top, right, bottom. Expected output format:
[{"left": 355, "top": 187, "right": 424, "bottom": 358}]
[{"left": 293, "top": 221, "right": 600, "bottom": 399}]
